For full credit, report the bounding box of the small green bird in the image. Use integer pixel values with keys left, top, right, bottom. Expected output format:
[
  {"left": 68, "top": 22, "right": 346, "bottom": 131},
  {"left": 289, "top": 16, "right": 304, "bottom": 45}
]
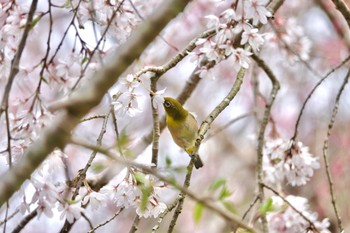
[{"left": 163, "top": 97, "right": 203, "bottom": 169}]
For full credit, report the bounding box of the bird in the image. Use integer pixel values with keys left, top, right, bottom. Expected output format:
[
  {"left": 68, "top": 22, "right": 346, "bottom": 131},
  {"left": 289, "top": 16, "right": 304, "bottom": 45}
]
[{"left": 163, "top": 97, "right": 203, "bottom": 169}]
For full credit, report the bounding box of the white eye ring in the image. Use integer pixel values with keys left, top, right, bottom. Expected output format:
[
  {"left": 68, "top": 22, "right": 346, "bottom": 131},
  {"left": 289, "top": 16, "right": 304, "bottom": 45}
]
[{"left": 164, "top": 101, "right": 171, "bottom": 108}]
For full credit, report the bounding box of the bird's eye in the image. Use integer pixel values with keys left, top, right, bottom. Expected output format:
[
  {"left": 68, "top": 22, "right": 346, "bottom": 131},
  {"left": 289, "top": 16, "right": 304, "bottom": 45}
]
[{"left": 164, "top": 101, "right": 171, "bottom": 108}]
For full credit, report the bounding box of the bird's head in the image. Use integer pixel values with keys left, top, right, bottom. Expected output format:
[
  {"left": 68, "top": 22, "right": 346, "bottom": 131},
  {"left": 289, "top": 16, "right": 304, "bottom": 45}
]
[{"left": 163, "top": 97, "right": 188, "bottom": 120}]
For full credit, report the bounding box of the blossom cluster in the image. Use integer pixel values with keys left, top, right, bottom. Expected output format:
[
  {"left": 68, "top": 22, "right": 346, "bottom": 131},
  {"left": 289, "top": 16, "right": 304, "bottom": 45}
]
[
  {"left": 17, "top": 150, "right": 84, "bottom": 223},
  {"left": 265, "top": 17, "right": 312, "bottom": 63},
  {"left": 267, "top": 195, "right": 330, "bottom": 233},
  {"left": 71, "top": 0, "right": 159, "bottom": 44},
  {"left": 190, "top": 0, "right": 271, "bottom": 78},
  {"left": 262, "top": 138, "right": 330, "bottom": 231},
  {"left": 19, "top": 157, "right": 167, "bottom": 225},
  {"left": 0, "top": 2, "right": 29, "bottom": 78},
  {"left": 100, "top": 172, "right": 167, "bottom": 218},
  {"left": 263, "top": 138, "right": 320, "bottom": 186}
]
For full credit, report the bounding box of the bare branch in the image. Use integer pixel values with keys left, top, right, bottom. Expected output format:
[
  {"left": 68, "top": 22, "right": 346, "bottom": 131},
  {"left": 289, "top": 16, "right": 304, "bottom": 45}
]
[
  {"left": 88, "top": 208, "right": 124, "bottom": 233},
  {"left": 252, "top": 54, "right": 280, "bottom": 233},
  {"left": 331, "top": 0, "right": 350, "bottom": 29},
  {"left": 322, "top": 68, "right": 350, "bottom": 233},
  {"left": 293, "top": 55, "right": 350, "bottom": 140},
  {"left": 167, "top": 162, "right": 194, "bottom": 233},
  {"left": 11, "top": 209, "right": 38, "bottom": 233},
  {"left": 194, "top": 68, "right": 246, "bottom": 155}
]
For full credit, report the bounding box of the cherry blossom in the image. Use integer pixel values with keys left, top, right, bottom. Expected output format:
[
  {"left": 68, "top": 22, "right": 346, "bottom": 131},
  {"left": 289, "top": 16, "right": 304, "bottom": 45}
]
[
  {"left": 58, "top": 203, "right": 83, "bottom": 223},
  {"left": 101, "top": 172, "right": 167, "bottom": 218},
  {"left": 263, "top": 139, "right": 320, "bottom": 186},
  {"left": 241, "top": 27, "right": 265, "bottom": 52},
  {"left": 120, "top": 74, "right": 140, "bottom": 91},
  {"left": 152, "top": 88, "right": 166, "bottom": 109},
  {"left": 80, "top": 189, "right": 107, "bottom": 210},
  {"left": 267, "top": 195, "right": 330, "bottom": 233},
  {"left": 111, "top": 91, "right": 143, "bottom": 117},
  {"left": 37, "top": 199, "right": 54, "bottom": 219},
  {"left": 244, "top": 0, "right": 272, "bottom": 25}
]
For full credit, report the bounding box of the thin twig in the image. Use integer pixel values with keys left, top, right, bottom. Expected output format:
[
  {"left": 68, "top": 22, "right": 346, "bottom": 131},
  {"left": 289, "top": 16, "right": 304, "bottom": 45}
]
[
  {"left": 11, "top": 209, "right": 38, "bottom": 233},
  {"left": 292, "top": 55, "right": 350, "bottom": 140},
  {"left": 193, "top": 68, "right": 246, "bottom": 155},
  {"left": 242, "top": 195, "right": 260, "bottom": 221},
  {"left": 60, "top": 111, "right": 111, "bottom": 232},
  {"left": 150, "top": 78, "right": 161, "bottom": 166},
  {"left": 151, "top": 196, "right": 181, "bottom": 232},
  {"left": 0, "top": 209, "right": 19, "bottom": 226},
  {"left": 322, "top": 68, "right": 350, "bottom": 233},
  {"left": 128, "top": 215, "right": 141, "bottom": 233},
  {"left": 167, "top": 161, "right": 194, "bottom": 233},
  {"left": 134, "top": 29, "right": 216, "bottom": 78},
  {"left": 88, "top": 208, "right": 124, "bottom": 233},
  {"left": 81, "top": 212, "right": 94, "bottom": 229},
  {"left": 252, "top": 54, "right": 280, "bottom": 233},
  {"left": 80, "top": 114, "right": 108, "bottom": 122},
  {"left": 206, "top": 112, "right": 255, "bottom": 140},
  {"left": 72, "top": 0, "right": 126, "bottom": 90}
]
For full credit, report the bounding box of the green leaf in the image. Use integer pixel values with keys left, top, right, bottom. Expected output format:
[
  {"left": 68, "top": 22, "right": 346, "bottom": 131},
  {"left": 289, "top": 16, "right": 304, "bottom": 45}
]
[
  {"left": 41, "top": 76, "right": 49, "bottom": 84},
  {"left": 117, "top": 129, "right": 130, "bottom": 149},
  {"left": 259, "top": 197, "right": 274, "bottom": 215},
  {"left": 221, "top": 200, "right": 237, "bottom": 214},
  {"left": 134, "top": 172, "right": 148, "bottom": 185},
  {"left": 165, "top": 156, "right": 172, "bottom": 167},
  {"left": 61, "top": 0, "right": 71, "bottom": 8},
  {"left": 116, "top": 129, "right": 135, "bottom": 158},
  {"left": 193, "top": 203, "right": 204, "bottom": 224},
  {"left": 139, "top": 185, "right": 152, "bottom": 211},
  {"left": 29, "top": 15, "right": 42, "bottom": 30},
  {"left": 81, "top": 56, "right": 89, "bottom": 65},
  {"left": 209, "top": 178, "right": 226, "bottom": 191},
  {"left": 218, "top": 186, "right": 232, "bottom": 200},
  {"left": 91, "top": 162, "right": 106, "bottom": 174},
  {"left": 134, "top": 172, "right": 153, "bottom": 211}
]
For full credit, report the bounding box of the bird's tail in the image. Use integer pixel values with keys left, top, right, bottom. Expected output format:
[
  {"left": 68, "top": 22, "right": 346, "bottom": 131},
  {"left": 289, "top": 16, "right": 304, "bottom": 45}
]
[{"left": 191, "top": 153, "right": 203, "bottom": 169}]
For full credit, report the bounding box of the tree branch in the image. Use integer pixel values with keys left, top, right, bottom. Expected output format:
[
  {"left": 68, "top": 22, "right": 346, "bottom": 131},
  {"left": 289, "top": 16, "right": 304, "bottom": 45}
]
[
  {"left": 252, "top": 53, "right": 280, "bottom": 233},
  {"left": 322, "top": 68, "right": 350, "bottom": 233},
  {"left": 0, "top": 0, "right": 192, "bottom": 207}
]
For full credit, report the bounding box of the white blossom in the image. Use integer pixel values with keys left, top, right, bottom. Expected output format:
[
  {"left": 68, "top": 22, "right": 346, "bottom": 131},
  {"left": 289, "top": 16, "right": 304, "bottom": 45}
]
[
  {"left": 241, "top": 27, "right": 265, "bottom": 52},
  {"left": 37, "top": 199, "right": 54, "bottom": 219},
  {"left": 120, "top": 74, "right": 140, "bottom": 91},
  {"left": 113, "top": 181, "right": 141, "bottom": 208},
  {"left": 245, "top": 0, "right": 272, "bottom": 25},
  {"left": 102, "top": 173, "right": 167, "bottom": 218},
  {"left": 267, "top": 195, "right": 331, "bottom": 233},
  {"left": 136, "top": 197, "right": 167, "bottom": 218},
  {"left": 231, "top": 48, "right": 252, "bottom": 70},
  {"left": 111, "top": 91, "right": 142, "bottom": 117},
  {"left": 152, "top": 88, "right": 166, "bottom": 109},
  {"left": 80, "top": 188, "right": 107, "bottom": 210},
  {"left": 58, "top": 203, "right": 83, "bottom": 223},
  {"left": 263, "top": 139, "right": 320, "bottom": 186}
]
